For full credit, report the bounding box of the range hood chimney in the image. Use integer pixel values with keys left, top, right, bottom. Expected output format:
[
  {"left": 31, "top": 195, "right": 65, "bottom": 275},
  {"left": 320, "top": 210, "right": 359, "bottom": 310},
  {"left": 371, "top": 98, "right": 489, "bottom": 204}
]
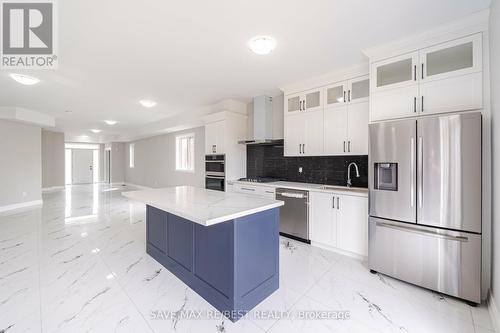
[{"left": 239, "top": 95, "right": 276, "bottom": 145}]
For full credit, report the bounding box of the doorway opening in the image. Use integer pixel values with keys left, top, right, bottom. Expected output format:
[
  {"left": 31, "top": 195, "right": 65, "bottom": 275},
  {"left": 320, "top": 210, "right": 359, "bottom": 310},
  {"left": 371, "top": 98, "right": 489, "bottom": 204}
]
[
  {"left": 65, "top": 143, "right": 101, "bottom": 185},
  {"left": 104, "top": 149, "right": 111, "bottom": 184}
]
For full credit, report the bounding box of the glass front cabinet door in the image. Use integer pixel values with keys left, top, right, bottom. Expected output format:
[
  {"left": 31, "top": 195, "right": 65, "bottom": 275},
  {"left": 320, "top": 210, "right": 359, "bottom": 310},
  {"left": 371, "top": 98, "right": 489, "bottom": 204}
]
[{"left": 418, "top": 33, "right": 483, "bottom": 115}]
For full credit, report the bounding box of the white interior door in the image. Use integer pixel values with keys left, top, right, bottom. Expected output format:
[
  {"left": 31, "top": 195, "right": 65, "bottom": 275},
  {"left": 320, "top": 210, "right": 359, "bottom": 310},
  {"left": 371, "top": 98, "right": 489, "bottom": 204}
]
[{"left": 72, "top": 149, "right": 94, "bottom": 184}]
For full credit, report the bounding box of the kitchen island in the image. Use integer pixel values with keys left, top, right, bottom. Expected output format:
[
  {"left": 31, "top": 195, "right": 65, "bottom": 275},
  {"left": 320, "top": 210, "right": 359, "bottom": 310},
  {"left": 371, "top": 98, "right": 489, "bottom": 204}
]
[{"left": 122, "top": 186, "right": 284, "bottom": 321}]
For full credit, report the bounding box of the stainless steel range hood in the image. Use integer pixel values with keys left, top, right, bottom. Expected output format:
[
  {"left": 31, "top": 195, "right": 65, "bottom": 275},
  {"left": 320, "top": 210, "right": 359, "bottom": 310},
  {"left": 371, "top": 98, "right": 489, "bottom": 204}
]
[{"left": 238, "top": 96, "right": 277, "bottom": 145}]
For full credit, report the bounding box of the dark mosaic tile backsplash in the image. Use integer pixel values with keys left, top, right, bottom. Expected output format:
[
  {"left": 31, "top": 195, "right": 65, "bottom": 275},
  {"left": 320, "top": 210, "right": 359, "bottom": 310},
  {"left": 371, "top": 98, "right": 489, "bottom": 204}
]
[{"left": 246, "top": 142, "right": 368, "bottom": 188}]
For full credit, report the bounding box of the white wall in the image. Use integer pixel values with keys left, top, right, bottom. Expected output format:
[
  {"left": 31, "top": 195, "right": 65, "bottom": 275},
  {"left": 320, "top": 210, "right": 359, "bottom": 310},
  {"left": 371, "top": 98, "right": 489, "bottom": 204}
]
[
  {"left": 124, "top": 127, "right": 205, "bottom": 188},
  {"left": 41, "top": 130, "right": 65, "bottom": 188},
  {"left": 0, "top": 120, "right": 42, "bottom": 207},
  {"left": 490, "top": 0, "right": 500, "bottom": 315}
]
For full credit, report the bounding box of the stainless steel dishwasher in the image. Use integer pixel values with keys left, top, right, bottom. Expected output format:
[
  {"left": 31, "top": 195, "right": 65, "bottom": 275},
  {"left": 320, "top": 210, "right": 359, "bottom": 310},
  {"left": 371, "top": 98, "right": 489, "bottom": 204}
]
[{"left": 276, "top": 188, "right": 310, "bottom": 243}]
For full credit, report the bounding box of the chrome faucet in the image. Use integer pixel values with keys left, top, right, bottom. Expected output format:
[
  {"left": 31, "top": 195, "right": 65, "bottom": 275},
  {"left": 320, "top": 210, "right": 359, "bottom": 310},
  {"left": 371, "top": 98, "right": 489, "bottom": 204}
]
[{"left": 347, "top": 162, "right": 360, "bottom": 187}]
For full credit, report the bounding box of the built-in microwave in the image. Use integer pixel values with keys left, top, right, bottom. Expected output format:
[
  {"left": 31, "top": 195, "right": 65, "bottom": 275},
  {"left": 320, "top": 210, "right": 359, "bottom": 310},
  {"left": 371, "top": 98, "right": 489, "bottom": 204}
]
[
  {"left": 205, "top": 154, "right": 225, "bottom": 191},
  {"left": 205, "top": 154, "right": 225, "bottom": 174}
]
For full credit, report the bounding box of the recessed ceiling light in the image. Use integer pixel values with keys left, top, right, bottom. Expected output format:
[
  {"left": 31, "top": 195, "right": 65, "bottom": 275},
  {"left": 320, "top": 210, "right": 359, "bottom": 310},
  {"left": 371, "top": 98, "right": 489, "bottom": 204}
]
[
  {"left": 9, "top": 73, "right": 40, "bottom": 85},
  {"left": 104, "top": 120, "right": 117, "bottom": 125},
  {"left": 248, "top": 36, "right": 276, "bottom": 55},
  {"left": 139, "top": 99, "right": 157, "bottom": 108},
  {"left": 91, "top": 129, "right": 102, "bottom": 133}
]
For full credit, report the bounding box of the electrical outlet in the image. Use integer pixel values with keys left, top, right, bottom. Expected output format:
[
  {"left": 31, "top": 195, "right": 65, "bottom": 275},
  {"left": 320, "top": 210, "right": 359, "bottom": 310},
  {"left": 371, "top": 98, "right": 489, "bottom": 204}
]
[{"left": 298, "top": 167, "right": 303, "bottom": 174}]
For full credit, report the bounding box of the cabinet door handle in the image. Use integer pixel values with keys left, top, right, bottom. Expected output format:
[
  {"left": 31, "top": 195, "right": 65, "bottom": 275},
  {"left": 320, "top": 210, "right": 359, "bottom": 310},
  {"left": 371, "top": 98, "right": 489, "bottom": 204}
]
[
  {"left": 299, "top": 100, "right": 302, "bottom": 111},
  {"left": 343, "top": 141, "right": 346, "bottom": 153},
  {"left": 343, "top": 91, "right": 346, "bottom": 103},
  {"left": 421, "top": 63, "right": 424, "bottom": 80},
  {"left": 414, "top": 65, "right": 417, "bottom": 81},
  {"left": 241, "top": 187, "right": 255, "bottom": 192},
  {"left": 348, "top": 90, "right": 351, "bottom": 102},
  {"left": 421, "top": 96, "right": 424, "bottom": 112},
  {"left": 414, "top": 97, "right": 417, "bottom": 113},
  {"left": 337, "top": 197, "right": 340, "bottom": 210},
  {"left": 303, "top": 100, "right": 306, "bottom": 111},
  {"left": 332, "top": 196, "right": 335, "bottom": 209},
  {"left": 299, "top": 144, "right": 301, "bottom": 154},
  {"left": 348, "top": 141, "right": 351, "bottom": 152},
  {"left": 303, "top": 144, "right": 305, "bottom": 154}
]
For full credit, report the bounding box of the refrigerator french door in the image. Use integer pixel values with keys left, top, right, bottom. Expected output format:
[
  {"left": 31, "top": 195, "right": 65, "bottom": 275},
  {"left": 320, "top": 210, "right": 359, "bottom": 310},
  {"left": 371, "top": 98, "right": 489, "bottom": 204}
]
[{"left": 368, "top": 112, "right": 482, "bottom": 304}]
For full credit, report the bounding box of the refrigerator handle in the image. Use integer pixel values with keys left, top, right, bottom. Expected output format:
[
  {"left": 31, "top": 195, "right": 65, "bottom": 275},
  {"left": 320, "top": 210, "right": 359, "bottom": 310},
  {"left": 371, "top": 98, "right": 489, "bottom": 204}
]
[
  {"left": 418, "top": 136, "right": 423, "bottom": 208},
  {"left": 410, "top": 137, "right": 415, "bottom": 207}
]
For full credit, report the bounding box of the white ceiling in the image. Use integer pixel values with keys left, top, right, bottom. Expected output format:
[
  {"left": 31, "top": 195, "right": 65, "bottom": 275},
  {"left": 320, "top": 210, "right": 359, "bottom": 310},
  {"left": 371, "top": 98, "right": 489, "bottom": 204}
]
[{"left": 0, "top": 0, "right": 490, "bottom": 142}]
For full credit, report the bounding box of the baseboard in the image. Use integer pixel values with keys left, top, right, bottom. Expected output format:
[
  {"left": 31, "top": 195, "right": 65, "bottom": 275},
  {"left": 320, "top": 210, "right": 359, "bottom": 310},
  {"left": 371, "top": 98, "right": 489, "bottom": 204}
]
[
  {"left": 0, "top": 200, "right": 43, "bottom": 213},
  {"left": 42, "top": 186, "right": 65, "bottom": 192},
  {"left": 311, "top": 241, "right": 367, "bottom": 261},
  {"left": 488, "top": 293, "right": 500, "bottom": 333},
  {"left": 124, "top": 182, "right": 153, "bottom": 190}
]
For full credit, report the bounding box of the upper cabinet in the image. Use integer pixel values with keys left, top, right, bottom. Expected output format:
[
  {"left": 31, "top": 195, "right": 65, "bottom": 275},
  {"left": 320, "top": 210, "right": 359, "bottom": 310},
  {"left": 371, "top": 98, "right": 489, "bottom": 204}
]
[
  {"left": 370, "top": 33, "right": 483, "bottom": 121},
  {"left": 371, "top": 52, "right": 419, "bottom": 93},
  {"left": 285, "top": 88, "right": 323, "bottom": 116},
  {"left": 205, "top": 120, "right": 226, "bottom": 154},
  {"left": 284, "top": 73, "right": 369, "bottom": 157},
  {"left": 323, "top": 75, "right": 369, "bottom": 155}
]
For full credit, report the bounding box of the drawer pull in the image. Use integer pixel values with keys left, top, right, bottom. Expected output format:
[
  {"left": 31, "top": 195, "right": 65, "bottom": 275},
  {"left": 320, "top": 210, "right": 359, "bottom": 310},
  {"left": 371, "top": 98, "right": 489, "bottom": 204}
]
[{"left": 376, "top": 222, "right": 468, "bottom": 242}]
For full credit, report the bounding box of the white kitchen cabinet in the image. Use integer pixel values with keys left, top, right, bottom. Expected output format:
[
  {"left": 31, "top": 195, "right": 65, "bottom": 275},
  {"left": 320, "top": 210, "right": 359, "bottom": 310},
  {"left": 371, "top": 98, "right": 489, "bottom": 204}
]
[
  {"left": 324, "top": 81, "right": 348, "bottom": 108},
  {"left": 310, "top": 192, "right": 337, "bottom": 247},
  {"left": 323, "top": 76, "right": 369, "bottom": 155},
  {"left": 370, "top": 33, "right": 483, "bottom": 121},
  {"left": 284, "top": 113, "right": 304, "bottom": 156},
  {"left": 285, "top": 94, "right": 302, "bottom": 115},
  {"left": 284, "top": 110, "right": 323, "bottom": 156},
  {"left": 205, "top": 120, "right": 226, "bottom": 154},
  {"left": 418, "top": 34, "right": 483, "bottom": 115},
  {"left": 420, "top": 34, "right": 482, "bottom": 83},
  {"left": 303, "top": 109, "right": 324, "bottom": 156},
  {"left": 310, "top": 191, "right": 368, "bottom": 257},
  {"left": 346, "top": 101, "right": 369, "bottom": 155},
  {"left": 336, "top": 195, "right": 368, "bottom": 257},
  {"left": 285, "top": 88, "right": 323, "bottom": 116},
  {"left": 371, "top": 52, "right": 419, "bottom": 93},
  {"left": 232, "top": 184, "right": 275, "bottom": 198},
  {"left": 284, "top": 74, "right": 369, "bottom": 156},
  {"left": 324, "top": 105, "right": 348, "bottom": 155},
  {"left": 371, "top": 85, "right": 419, "bottom": 121},
  {"left": 348, "top": 76, "right": 370, "bottom": 104}
]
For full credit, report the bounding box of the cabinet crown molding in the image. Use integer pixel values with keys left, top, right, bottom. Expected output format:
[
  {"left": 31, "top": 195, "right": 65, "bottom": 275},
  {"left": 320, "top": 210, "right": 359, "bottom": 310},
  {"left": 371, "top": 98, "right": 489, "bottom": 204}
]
[
  {"left": 363, "top": 9, "right": 489, "bottom": 63},
  {"left": 280, "top": 63, "right": 369, "bottom": 96}
]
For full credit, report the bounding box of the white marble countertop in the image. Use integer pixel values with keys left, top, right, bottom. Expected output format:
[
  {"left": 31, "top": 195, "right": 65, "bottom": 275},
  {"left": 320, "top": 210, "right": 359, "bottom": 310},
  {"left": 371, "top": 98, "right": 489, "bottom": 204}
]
[
  {"left": 122, "top": 186, "right": 284, "bottom": 226},
  {"left": 229, "top": 180, "right": 368, "bottom": 197}
]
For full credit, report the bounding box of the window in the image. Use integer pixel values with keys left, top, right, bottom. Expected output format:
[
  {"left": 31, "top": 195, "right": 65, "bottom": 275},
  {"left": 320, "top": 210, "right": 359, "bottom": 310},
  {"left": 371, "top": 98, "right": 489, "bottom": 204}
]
[
  {"left": 176, "top": 133, "right": 195, "bottom": 172},
  {"left": 129, "top": 144, "right": 135, "bottom": 168}
]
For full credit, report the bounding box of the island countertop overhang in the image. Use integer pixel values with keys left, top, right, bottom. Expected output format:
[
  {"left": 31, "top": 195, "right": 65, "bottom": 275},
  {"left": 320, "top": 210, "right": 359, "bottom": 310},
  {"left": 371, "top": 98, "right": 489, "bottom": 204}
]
[{"left": 122, "top": 185, "right": 284, "bottom": 226}]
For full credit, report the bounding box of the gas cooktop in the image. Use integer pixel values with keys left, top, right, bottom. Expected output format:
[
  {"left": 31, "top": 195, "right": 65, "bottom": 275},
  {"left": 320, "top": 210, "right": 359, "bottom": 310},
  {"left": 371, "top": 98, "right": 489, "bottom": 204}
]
[{"left": 238, "top": 177, "right": 284, "bottom": 183}]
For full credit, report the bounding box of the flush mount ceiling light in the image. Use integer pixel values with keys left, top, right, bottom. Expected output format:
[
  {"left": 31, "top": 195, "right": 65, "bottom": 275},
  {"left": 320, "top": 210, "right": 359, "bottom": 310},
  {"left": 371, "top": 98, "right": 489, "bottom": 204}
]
[
  {"left": 139, "top": 99, "right": 157, "bottom": 108},
  {"left": 9, "top": 73, "right": 40, "bottom": 85},
  {"left": 104, "top": 120, "right": 117, "bottom": 125},
  {"left": 91, "top": 129, "right": 101, "bottom": 133},
  {"left": 248, "top": 36, "right": 276, "bottom": 55}
]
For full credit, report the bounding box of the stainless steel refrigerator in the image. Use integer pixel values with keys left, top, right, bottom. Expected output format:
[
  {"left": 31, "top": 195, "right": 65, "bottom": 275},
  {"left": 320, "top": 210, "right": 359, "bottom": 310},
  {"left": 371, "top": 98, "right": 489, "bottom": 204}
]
[{"left": 368, "top": 112, "right": 482, "bottom": 304}]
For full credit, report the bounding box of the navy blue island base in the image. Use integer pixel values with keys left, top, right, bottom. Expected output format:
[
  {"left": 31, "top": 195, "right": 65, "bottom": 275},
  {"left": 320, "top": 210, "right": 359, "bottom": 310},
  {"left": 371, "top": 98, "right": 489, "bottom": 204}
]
[{"left": 145, "top": 205, "right": 280, "bottom": 322}]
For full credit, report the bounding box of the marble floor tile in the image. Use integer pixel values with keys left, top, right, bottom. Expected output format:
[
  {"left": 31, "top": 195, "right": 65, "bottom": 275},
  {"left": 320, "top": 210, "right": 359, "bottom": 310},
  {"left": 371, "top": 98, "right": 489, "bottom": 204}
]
[{"left": 0, "top": 183, "right": 493, "bottom": 333}]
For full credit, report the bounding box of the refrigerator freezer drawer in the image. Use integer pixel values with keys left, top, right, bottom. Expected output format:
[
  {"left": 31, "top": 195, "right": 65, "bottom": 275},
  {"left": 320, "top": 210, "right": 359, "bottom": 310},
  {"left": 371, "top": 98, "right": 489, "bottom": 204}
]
[{"left": 369, "top": 217, "right": 481, "bottom": 303}]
